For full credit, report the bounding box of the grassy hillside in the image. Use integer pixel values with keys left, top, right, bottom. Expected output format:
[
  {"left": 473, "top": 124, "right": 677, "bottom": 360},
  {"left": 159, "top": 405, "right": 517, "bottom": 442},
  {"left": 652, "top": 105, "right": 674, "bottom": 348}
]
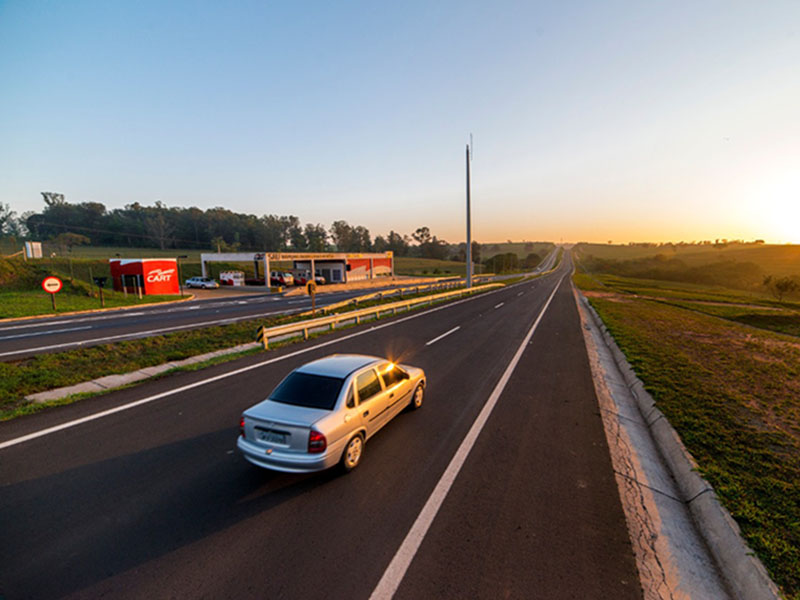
[
  {"left": 480, "top": 241, "right": 555, "bottom": 260},
  {"left": 0, "top": 257, "right": 181, "bottom": 318},
  {"left": 394, "top": 257, "right": 465, "bottom": 276},
  {"left": 575, "top": 242, "right": 800, "bottom": 278}
]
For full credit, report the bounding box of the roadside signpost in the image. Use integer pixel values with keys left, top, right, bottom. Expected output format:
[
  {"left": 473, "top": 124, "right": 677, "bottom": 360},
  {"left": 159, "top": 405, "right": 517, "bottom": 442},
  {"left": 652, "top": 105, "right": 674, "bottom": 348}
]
[
  {"left": 93, "top": 277, "right": 107, "bottom": 307},
  {"left": 307, "top": 280, "right": 317, "bottom": 315},
  {"left": 42, "top": 276, "right": 62, "bottom": 311}
]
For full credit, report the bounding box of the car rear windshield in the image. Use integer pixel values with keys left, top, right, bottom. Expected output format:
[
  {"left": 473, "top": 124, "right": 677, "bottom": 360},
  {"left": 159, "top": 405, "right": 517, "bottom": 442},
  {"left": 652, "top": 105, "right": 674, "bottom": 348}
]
[{"left": 269, "top": 372, "right": 344, "bottom": 410}]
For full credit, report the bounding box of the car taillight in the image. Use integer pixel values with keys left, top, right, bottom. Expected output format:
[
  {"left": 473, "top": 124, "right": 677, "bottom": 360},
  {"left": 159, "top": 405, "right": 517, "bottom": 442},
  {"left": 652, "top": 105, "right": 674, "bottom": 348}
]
[
  {"left": 240, "top": 417, "right": 245, "bottom": 438},
  {"left": 308, "top": 430, "right": 327, "bottom": 453}
]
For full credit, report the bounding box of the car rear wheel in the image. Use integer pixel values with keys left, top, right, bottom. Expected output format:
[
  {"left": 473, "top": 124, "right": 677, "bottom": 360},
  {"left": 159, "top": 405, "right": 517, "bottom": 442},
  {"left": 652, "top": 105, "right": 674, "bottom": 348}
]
[
  {"left": 410, "top": 383, "right": 424, "bottom": 410},
  {"left": 340, "top": 434, "right": 364, "bottom": 473}
]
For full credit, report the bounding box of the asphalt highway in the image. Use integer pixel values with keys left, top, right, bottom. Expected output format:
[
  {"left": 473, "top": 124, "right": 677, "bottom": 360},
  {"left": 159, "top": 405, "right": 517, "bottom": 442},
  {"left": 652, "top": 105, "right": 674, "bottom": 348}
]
[
  {"left": 0, "top": 251, "right": 641, "bottom": 599},
  {"left": 0, "top": 250, "right": 559, "bottom": 360}
]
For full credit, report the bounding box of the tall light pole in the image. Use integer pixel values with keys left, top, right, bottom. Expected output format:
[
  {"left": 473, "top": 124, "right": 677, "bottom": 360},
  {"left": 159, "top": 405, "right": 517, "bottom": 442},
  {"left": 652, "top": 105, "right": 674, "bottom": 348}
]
[{"left": 466, "top": 137, "right": 473, "bottom": 288}]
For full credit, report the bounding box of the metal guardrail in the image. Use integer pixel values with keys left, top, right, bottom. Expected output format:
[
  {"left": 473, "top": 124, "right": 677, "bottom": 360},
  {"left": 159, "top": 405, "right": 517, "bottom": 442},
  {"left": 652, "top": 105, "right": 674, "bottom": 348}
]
[
  {"left": 257, "top": 283, "right": 503, "bottom": 349},
  {"left": 298, "top": 278, "right": 482, "bottom": 317}
]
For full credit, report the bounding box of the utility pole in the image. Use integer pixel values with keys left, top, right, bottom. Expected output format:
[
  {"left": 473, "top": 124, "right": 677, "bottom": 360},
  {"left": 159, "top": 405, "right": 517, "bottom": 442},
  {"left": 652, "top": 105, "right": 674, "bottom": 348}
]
[{"left": 466, "top": 138, "right": 473, "bottom": 288}]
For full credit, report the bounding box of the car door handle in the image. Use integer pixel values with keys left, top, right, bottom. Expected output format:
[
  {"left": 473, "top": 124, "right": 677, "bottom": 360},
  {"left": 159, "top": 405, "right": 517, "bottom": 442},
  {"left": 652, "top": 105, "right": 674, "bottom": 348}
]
[
  {"left": 363, "top": 410, "right": 369, "bottom": 417},
  {"left": 389, "top": 393, "right": 394, "bottom": 398}
]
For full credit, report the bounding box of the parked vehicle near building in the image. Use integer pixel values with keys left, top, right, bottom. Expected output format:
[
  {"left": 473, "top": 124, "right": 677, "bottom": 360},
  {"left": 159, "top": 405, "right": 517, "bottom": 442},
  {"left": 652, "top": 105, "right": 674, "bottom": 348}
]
[
  {"left": 292, "top": 270, "right": 326, "bottom": 286},
  {"left": 185, "top": 276, "right": 219, "bottom": 289},
  {"left": 270, "top": 271, "right": 294, "bottom": 286}
]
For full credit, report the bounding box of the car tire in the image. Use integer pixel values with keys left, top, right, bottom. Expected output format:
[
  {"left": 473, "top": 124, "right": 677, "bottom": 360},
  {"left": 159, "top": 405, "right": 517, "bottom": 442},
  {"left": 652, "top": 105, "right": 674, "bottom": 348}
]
[
  {"left": 340, "top": 433, "right": 364, "bottom": 473},
  {"left": 409, "top": 383, "right": 424, "bottom": 410}
]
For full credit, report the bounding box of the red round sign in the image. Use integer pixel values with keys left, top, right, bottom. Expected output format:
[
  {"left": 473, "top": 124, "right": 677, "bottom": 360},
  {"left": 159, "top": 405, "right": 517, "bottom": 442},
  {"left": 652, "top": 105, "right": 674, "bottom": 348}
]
[{"left": 42, "top": 276, "right": 63, "bottom": 294}]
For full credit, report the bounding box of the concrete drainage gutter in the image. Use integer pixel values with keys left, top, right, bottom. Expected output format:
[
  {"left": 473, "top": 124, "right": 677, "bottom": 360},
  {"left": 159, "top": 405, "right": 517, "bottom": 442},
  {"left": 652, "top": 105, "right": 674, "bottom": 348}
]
[
  {"left": 25, "top": 342, "right": 259, "bottom": 403},
  {"left": 577, "top": 291, "right": 780, "bottom": 600}
]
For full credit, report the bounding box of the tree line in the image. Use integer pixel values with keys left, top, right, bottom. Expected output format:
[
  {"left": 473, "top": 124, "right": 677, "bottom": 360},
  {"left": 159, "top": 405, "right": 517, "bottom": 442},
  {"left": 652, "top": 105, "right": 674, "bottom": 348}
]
[{"left": 0, "top": 195, "right": 484, "bottom": 260}]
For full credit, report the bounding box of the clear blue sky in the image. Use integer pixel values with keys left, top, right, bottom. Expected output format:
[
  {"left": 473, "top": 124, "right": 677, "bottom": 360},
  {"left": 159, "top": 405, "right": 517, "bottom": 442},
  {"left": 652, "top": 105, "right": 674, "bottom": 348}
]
[{"left": 1, "top": 0, "right": 798, "bottom": 243}]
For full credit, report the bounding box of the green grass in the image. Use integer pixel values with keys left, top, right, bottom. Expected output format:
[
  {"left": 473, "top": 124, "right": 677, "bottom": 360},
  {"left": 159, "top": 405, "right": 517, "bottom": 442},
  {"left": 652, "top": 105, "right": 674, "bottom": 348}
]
[
  {"left": 580, "top": 272, "right": 799, "bottom": 307},
  {"left": 574, "top": 270, "right": 800, "bottom": 340},
  {"left": 575, "top": 268, "right": 800, "bottom": 598},
  {"left": 0, "top": 290, "right": 182, "bottom": 318},
  {"left": 394, "top": 257, "right": 466, "bottom": 276},
  {"left": 575, "top": 242, "right": 800, "bottom": 278}
]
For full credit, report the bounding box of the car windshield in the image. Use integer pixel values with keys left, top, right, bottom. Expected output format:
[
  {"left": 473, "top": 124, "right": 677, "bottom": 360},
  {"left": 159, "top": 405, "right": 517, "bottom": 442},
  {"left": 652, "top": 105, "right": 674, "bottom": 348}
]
[{"left": 269, "top": 372, "right": 344, "bottom": 410}]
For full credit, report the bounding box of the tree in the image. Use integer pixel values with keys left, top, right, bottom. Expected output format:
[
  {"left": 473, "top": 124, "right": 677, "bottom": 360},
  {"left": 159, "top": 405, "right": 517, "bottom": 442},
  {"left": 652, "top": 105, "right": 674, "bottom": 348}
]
[
  {"left": 373, "top": 235, "right": 388, "bottom": 252},
  {"left": 412, "top": 226, "right": 431, "bottom": 245},
  {"left": 523, "top": 252, "right": 541, "bottom": 268},
  {"left": 330, "top": 221, "right": 372, "bottom": 252},
  {"left": 53, "top": 232, "right": 90, "bottom": 254},
  {"left": 286, "top": 216, "right": 306, "bottom": 250},
  {"left": 211, "top": 236, "right": 240, "bottom": 252},
  {"left": 329, "top": 220, "right": 353, "bottom": 251},
  {"left": 0, "top": 203, "right": 18, "bottom": 235},
  {"left": 145, "top": 202, "right": 174, "bottom": 250},
  {"left": 351, "top": 225, "right": 372, "bottom": 251},
  {"left": 764, "top": 275, "right": 799, "bottom": 303},
  {"left": 453, "top": 241, "right": 481, "bottom": 263},
  {"left": 385, "top": 230, "right": 410, "bottom": 255},
  {"left": 484, "top": 252, "right": 519, "bottom": 274},
  {"left": 304, "top": 223, "right": 328, "bottom": 251},
  {"left": 471, "top": 241, "right": 481, "bottom": 264}
]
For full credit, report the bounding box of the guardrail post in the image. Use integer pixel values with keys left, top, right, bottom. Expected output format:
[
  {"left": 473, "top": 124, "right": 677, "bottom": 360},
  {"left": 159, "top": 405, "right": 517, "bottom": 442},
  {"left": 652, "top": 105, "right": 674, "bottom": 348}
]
[
  {"left": 356, "top": 315, "right": 361, "bottom": 324},
  {"left": 331, "top": 321, "right": 336, "bottom": 331},
  {"left": 303, "top": 328, "right": 309, "bottom": 340}
]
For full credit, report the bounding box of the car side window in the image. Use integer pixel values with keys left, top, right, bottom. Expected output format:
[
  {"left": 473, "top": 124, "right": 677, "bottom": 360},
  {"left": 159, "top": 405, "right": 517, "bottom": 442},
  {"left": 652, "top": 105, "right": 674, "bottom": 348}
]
[
  {"left": 356, "top": 369, "right": 382, "bottom": 403},
  {"left": 379, "top": 364, "right": 409, "bottom": 388},
  {"left": 345, "top": 383, "right": 355, "bottom": 409}
]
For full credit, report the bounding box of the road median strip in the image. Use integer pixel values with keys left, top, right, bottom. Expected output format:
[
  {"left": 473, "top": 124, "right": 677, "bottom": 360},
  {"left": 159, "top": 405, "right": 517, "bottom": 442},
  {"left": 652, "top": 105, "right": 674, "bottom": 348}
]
[{"left": 9, "top": 283, "right": 503, "bottom": 415}]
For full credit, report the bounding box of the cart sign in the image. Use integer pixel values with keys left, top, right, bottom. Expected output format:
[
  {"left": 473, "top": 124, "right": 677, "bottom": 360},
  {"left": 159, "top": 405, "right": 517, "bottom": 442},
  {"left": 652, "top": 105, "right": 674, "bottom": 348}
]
[{"left": 42, "top": 276, "right": 63, "bottom": 294}]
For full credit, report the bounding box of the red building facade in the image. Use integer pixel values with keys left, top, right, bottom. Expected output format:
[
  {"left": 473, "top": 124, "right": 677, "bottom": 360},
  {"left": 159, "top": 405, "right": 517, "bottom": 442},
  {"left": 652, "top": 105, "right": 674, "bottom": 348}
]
[{"left": 109, "top": 259, "right": 180, "bottom": 295}]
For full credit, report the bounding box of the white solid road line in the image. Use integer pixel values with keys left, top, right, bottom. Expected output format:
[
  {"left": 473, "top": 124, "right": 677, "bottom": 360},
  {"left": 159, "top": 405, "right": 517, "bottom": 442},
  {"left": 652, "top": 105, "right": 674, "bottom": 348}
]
[
  {"left": 0, "top": 282, "right": 518, "bottom": 450},
  {"left": 0, "top": 311, "right": 287, "bottom": 358},
  {"left": 425, "top": 326, "right": 460, "bottom": 346},
  {"left": 369, "top": 274, "right": 565, "bottom": 600},
  {"left": 0, "top": 326, "right": 92, "bottom": 341},
  {"left": 494, "top": 302, "right": 504, "bottom": 309}
]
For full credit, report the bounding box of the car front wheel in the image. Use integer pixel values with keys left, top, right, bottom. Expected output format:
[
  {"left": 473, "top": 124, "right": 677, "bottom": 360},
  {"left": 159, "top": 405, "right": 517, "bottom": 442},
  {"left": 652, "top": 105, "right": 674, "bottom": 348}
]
[{"left": 340, "top": 434, "right": 364, "bottom": 473}]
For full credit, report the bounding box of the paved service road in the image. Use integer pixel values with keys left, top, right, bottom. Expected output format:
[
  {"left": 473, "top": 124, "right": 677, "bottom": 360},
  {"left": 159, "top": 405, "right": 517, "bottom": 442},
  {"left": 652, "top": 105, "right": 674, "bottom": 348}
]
[{"left": 0, "top": 252, "right": 640, "bottom": 599}]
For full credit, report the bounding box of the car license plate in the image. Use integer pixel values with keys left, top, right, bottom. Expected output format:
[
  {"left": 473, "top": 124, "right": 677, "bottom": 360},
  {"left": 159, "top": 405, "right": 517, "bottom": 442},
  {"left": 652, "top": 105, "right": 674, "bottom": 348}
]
[{"left": 257, "top": 429, "right": 287, "bottom": 444}]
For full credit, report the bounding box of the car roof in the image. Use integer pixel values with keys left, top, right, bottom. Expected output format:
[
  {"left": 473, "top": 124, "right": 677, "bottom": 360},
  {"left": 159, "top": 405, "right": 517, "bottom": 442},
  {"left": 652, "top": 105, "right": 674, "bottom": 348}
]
[{"left": 296, "top": 354, "right": 383, "bottom": 378}]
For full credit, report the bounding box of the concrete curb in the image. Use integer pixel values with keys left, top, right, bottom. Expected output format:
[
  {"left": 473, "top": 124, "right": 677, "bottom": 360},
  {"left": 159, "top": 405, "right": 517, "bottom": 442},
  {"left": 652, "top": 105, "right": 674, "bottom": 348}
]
[
  {"left": 0, "top": 294, "right": 196, "bottom": 324},
  {"left": 25, "top": 342, "right": 259, "bottom": 403},
  {"left": 577, "top": 290, "right": 781, "bottom": 600}
]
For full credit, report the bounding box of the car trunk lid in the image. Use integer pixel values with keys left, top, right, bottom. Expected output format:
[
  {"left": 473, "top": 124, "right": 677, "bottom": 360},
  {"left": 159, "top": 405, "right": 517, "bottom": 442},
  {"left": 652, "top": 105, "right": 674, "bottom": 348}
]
[{"left": 243, "top": 401, "right": 328, "bottom": 453}]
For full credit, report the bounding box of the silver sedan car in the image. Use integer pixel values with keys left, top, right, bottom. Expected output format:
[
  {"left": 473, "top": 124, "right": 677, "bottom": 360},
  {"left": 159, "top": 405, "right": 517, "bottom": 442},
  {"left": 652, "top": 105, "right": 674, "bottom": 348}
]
[{"left": 237, "top": 354, "right": 426, "bottom": 473}]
